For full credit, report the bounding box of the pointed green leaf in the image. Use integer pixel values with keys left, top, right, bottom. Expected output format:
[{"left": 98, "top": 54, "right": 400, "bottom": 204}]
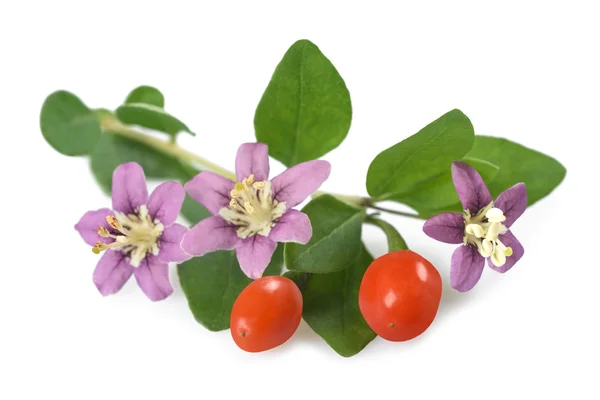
[
  {"left": 178, "top": 246, "right": 284, "bottom": 331},
  {"left": 116, "top": 103, "right": 195, "bottom": 137},
  {"left": 301, "top": 244, "right": 377, "bottom": 357},
  {"left": 255, "top": 39, "right": 352, "bottom": 166},
  {"left": 125, "top": 85, "right": 165, "bottom": 107},
  {"left": 40, "top": 91, "right": 102, "bottom": 156},
  {"left": 364, "top": 217, "right": 408, "bottom": 252},
  {"left": 367, "top": 109, "right": 474, "bottom": 200},
  {"left": 466, "top": 136, "right": 566, "bottom": 206},
  {"left": 285, "top": 195, "right": 365, "bottom": 274}
]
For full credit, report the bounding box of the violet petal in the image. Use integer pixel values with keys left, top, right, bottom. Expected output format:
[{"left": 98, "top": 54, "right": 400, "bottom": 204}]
[
  {"left": 451, "top": 161, "right": 493, "bottom": 214},
  {"left": 134, "top": 256, "right": 173, "bottom": 301},
  {"left": 423, "top": 212, "right": 465, "bottom": 244},
  {"left": 112, "top": 162, "right": 149, "bottom": 214},
  {"left": 488, "top": 230, "right": 525, "bottom": 273},
  {"left": 75, "top": 208, "right": 115, "bottom": 246},
  {"left": 180, "top": 216, "right": 242, "bottom": 256},
  {"left": 269, "top": 210, "right": 312, "bottom": 244},
  {"left": 93, "top": 251, "right": 134, "bottom": 296},
  {"left": 271, "top": 160, "right": 331, "bottom": 208},
  {"left": 494, "top": 183, "right": 527, "bottom": 228},
  {"left": 184, "top": 172, "right": 234, "bottom": 215},
  {"left": 147, "top": 181, "right": 185, "bottom": 227},
  {"left": 235, "top": 142, "right": 270, "bottom": 182},
  {"left": 157, "top": 223, "right": 191, "bottom": 263},
  {"left": 450, "top": 245, "right": 486, "bottom": 292},
  {"left": 236, "top": 235, "right": 277, "bottom": 279}
]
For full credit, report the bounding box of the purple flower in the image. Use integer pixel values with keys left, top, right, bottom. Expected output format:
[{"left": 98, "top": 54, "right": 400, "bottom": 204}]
[
  {"left": 181, "top": 142, "right": 331, "bottom": 279},
  {"left": 423, "top": 161, "right": 527, "bottom": 292},
  {"left": 75, "top": 162, "right": 190, "bottom": 301}
]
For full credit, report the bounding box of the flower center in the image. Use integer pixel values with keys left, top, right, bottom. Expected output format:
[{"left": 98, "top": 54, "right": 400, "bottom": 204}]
[
  {"left": 219, "top": 174, "right": 286, "bottom": 239},
  {"left": 92, "top": 205, "right": 164, "bottom": 267},
  {"left": 464, "top": 202, "right": 513, "bottom": 267}
]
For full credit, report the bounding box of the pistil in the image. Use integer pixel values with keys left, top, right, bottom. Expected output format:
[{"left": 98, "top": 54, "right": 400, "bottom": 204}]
[
  {"left": 219, "top": 174, "right": 286, "bottom": 239},
  {"left": 91, "top": 205, "right": 164, "bottom": 267},
  {"left": 463, "top": 203, "right": 513, "bottom": 267}
]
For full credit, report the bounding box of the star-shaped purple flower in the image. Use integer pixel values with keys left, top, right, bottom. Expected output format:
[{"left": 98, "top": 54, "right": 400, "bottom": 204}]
[
  {"left": 75, "top": 162, "right": 191, "bottom": 301},
  {"left": 423, "top": 161, "right": 527, "bottom": 292},
  {"left": 181, "top": 142, "right": 330, "bottom": 279}
]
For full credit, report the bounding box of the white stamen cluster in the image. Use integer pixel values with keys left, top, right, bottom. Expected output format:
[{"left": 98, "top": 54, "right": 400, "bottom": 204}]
[
  {"left": 219, "top": 174, "right": 286, "bottom": 239},
  {"left": 464, "top": 203, "right": 513, "bottom": 267},
  {"left": 93, "top": 205, "right": 164, "bottom": 267}
]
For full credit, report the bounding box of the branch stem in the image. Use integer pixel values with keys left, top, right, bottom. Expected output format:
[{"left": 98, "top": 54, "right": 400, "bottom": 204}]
[{"left": 100, "top": 117, "right": 237, "bottom": 181}]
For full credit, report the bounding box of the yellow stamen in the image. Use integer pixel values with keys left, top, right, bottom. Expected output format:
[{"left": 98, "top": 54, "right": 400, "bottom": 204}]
[
  {"left": 234, "top": 182, "right": 245, "bottom": 192},
  {"left": 92, "top": 241, "right": 106, "bottom": 254},
  {"left": 106, "top": 215, "right": 120, "bottom": 230},
  {"left": 505, "top": 247, "right": 513, "bottom": 257},
  {"left": 97, "top": 227, "right": 110, "bottom": 237}
]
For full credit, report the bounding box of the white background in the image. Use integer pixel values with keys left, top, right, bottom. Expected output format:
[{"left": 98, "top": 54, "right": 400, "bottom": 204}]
[{"left": 2, "top": 1, "right": 598, "bottom": 399}]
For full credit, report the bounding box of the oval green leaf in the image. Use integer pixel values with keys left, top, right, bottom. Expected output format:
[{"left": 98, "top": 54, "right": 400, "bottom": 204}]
[
  {"left": 466, "top": 136, "right": 566, "bottom": 206},
  {"left": 40, "top": 90, "right": 102, "bottom": 156},
  {"left": 367, "top": 109, "right": 474, "bottom": 200},
  {"left": 394, "top": 157, "right": 500, "bottom": 212},
  {"left": 125, "top": 85, "right": 165, "bottom": 107},
  {"left": 90, "top": 133, "right": 210, "bottom": 222},
  {"left": 177, "top": 246, "right": 284, "bottom": 331},
  {"left": 284, "top": 195, "right": 365, "bottom": 273},
  {"left": 300, "top": 244, "right": 377, "bottom": 357},
  {"left": 116, "top": 103, "right": 195, "bottom": 137},
  {"left": 254, "top": 39, "right": 352, "bottom": 166}
]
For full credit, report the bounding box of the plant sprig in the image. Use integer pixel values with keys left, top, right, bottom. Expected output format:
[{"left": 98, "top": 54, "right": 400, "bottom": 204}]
[{"left": 39, "top": 39, "right": 566, "bottom": 357}]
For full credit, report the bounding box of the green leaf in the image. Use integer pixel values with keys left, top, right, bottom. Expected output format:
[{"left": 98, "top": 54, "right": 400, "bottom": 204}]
[
  {"left": 367, "top": 109, "right": 474, "bottom": 200},
  {"left": 90, "top": 133, "right": 210, "bottom": 222},
  {"left": 178, "top": 246, "right": 284, "bottom": 331},
  {"left": 285, "top": 195, "right": 365, "bottom": 273},
  {"left": 301, "top": 244, "right": 377, "bottom": 357},
  {"left": 40, "top": 90, "right": 102, "bottom": 156},
  {"left": 364, "top": 216, "right": 408, "bottom": 252},
  {"left": 180, "top": 194, "right": 211, "bottom": 225},
  {"left": 254, "top": 39, "right": 352, "bottom": 166},
  {"left": 394, "top": 157, "right": 500, "bottom": 212},
  {"left": 283, "top": 271, "right": 311, "bottom": 292},
  {"left": 115, "top": 103, "right": 195, "bottom": 137},
  {"left": 90, "top": 133, "right": 192, "bottom": 193},
  {"left": 466, "top": 136, "right": 566, "bottom": 206},
  {"left": 125, "top": 85, "right": 165, "bottom": 108}
]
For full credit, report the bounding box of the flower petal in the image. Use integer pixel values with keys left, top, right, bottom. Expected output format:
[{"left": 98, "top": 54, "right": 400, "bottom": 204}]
[
  {"left": 423, "top": 212, "right": 465, "bottom": 244},
  {"left": 184, "top": 172, "right": 234, "bottom": 215},
  {"left": 112, "top": 162, "right": 149, "bottom": 214},
  {"left": 494, "top": 183, "right": 527, "bottom": 228},
  {"left": 269, "top": 210, "right": 312, "bottom": 244},
  {"left": 236, "top": 235, "right": 277, "bottom": 279},
  {"left": 75, "top": 208, "right": 115, "bottom": 246},
  {"left": 147, "top": 181, "right": 185, "bottom": 227},
  {"left": 235, "top": 142, "right": 270, "bottom": 182},
  {"left": 450, "top": 245, "right": 485, "bottom": 292},
  {"left": 488, "top": 230, "right": 525, "bottom": 273},
  {"left": 271, "top": 160, "right": 331, "bottom": 208},
  {"left": 180, "top": 216, "right": 242, "bottom": 256},
  {"left": 93, "top": 251, "right": 134, "bottom": 296},
  {"left": 451, "top": 161, "right": 493, "bottom": 215},
  {"left": 157, "top": 223, "right": 190, "bottom": 263},
  {"left": 134, "top": 256, "right": 173, "bottom": 301}
]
